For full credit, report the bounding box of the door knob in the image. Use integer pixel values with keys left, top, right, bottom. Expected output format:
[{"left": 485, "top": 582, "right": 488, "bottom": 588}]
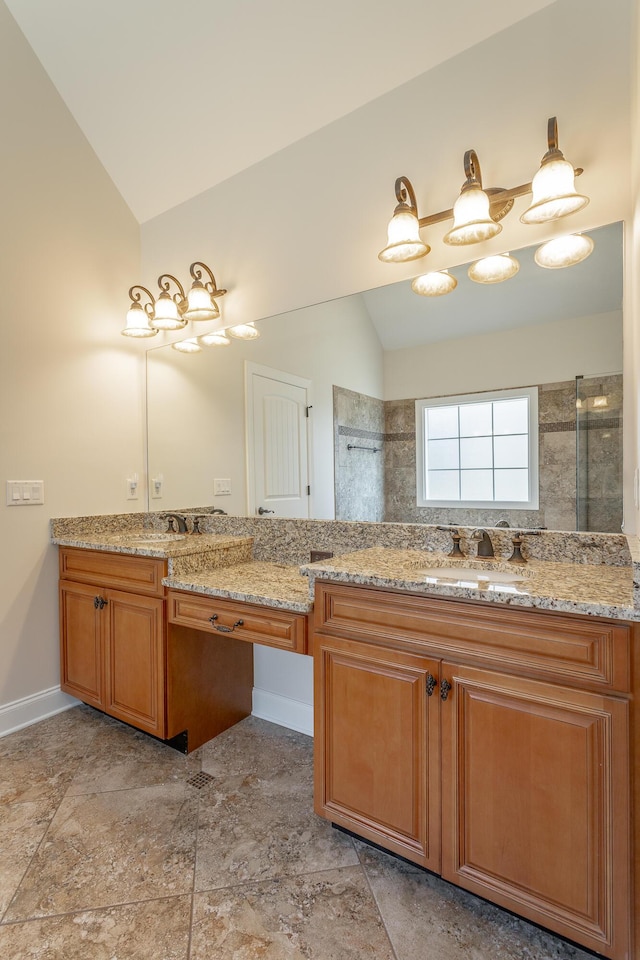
[{"left": 258, "top": 507, "right": 275, "bottom": 515}]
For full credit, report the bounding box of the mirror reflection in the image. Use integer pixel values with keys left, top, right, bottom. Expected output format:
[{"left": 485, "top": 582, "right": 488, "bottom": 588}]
[{"left": 146, "top": 222, "right": 623, "bottom": 532}]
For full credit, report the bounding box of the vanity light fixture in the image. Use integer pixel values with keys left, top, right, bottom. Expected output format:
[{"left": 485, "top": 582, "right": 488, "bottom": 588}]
[
  {"left": 227, "top": 322, "right": 260, "bottom": 340},
  {"left": 171, "top": 338, "right": 202, "bottom": 354},
  {"left": 411, "top": 270, "right": 457, "bottom": 297},
  {"left": 198, "top": 331, "right": 232, "bottom": 347},
  {"left": 520, "top": 118, "right": 589, "bottom": 224},
  {"left": 152, "top": 275, "right": 189, "bottom": 331},
  {"left": 121, "top": 260, "right": 227, "bottom": 338},
  {"left": 534, "top": 233, "right": 594, "bottom": 269},
  {"left": 121, "top": 286, "right": 158, "bottom": 337},
  {"left": 378, "top": 117, "right": 588, "bottom": 265},
  {"left": 443, "top": 151, "right": 503, "bottom": 246},
  {"left": 378, "top": 177, "right": 431, "bottom": 263},
  {"left": 468, "top": 252, "right": 520, "bottom": 284},
  {"left": 182, "top": 262, "right": 227, "bottom": 322}
]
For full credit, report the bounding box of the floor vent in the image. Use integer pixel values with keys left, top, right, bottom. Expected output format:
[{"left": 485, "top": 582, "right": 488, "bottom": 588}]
[{"left": 187, "top": 771, "right": 216, "bottom": 790}]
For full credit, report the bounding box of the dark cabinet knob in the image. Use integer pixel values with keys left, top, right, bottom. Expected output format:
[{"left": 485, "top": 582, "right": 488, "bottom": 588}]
[{"left": 440, "top": 678, "right": 452, "bottom": 701}]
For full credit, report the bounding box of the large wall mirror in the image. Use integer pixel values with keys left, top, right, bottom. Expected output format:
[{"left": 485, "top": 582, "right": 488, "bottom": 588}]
[{"left": 146, "top": 221, "right": 623, "bottom": 532}]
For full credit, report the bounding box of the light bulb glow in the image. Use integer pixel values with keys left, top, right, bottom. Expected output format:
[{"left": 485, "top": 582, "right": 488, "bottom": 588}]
[
  {"left": 183, "top": 283, "right": 220, "bottom": 322},
  {"left": 468, "top": 253, "right": 519, "bottom": 284},
  {"left": 121, "top": 302, "right": 158, "bottom": 338},
  {"left": 171, "top": 338, "right": 202, "bottom": 354},
  {"left": 521, "top": 158, "right": 589, "bottom": 224},
  {"left": 534, "top": 233, "right": 594, "bottom": 269},
  {"left": 198, "top": 331, "right": 231, "bottom": 347},
  {"left": 227, "top": 322, "right": 260, "bottom": 340},
  {"left": 151, "top": 293, "right": 186, "bottom": 330},
  {"left": 378, "top": 207, "right": 430, "bottom": 263},
  {"left": 443, "top": 186, "right": 502, "bottom": 246},
  {"left": 411, "top": 270, "right": 457, "bottom": 297}
]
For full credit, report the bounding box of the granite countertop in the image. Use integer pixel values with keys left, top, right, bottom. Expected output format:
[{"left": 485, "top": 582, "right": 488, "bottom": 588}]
[
  {"left": 51, "top": 529, "right": 253, "bottom": 560},
  {"left": 164, "top": 561, "right": 312, "bottom": 613},
  {"left": 299, "top": 547, "right": 638, "bottom": 621}
]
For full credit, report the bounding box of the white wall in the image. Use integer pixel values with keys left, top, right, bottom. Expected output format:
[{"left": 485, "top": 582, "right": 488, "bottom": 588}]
[
  {"left": 147, "top": 295, "right": 382, "bottom": 519},
  {"left": 0, "top": 3, "right": 142, "bottom": 730},
  {"left": 139, "top": 0, "right": 634, "bottom": 732},
  {"left": 384, "top": 311, "right": 623, "bottom": 400}
]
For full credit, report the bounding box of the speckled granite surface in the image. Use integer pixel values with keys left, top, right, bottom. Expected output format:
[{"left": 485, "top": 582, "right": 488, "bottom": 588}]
[
  {"left": 300, "top": 548, "right": 637, "bottom": 620},
  {"left": 50, "top": 513, "right": 640, "bottom": 618},
  {"left": 164, "top": 562, "right": 311, "bottom": 613}
]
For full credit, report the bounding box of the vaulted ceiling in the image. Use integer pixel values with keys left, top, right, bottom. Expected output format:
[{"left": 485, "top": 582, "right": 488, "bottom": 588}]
[{"left": 5, "top": 0, "right": 556, "bottom": 223}]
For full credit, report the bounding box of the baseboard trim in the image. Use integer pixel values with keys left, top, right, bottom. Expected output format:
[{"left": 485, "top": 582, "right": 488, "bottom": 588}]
[
  {"left": 252, "top": 688, "right": 314, "bottom": 737},
  {"left": 0, "top": 686, "right": 80, "bottom": 739}
]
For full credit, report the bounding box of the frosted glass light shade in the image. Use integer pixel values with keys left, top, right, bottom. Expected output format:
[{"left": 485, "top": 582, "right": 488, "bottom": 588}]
[
  {"left": 411, "top": 270, "right": 457, "bottom": 297},
  {"left": 378, "top": 207, "right": 430, "bottom": 263},
  {"left": 534, "top": 233, "right": 594, "bottom": 269},
  {"left": 443, "top": 186, "right": 502, "bottom": 246},
  {"left": 520, "top": 158, "right": 589, "bottom": 224},
  {"left": 151, "top": 292, "right": 186, "bottom": 330},
  {"left": 468, "top": 253, "right": 519, "bottom": 284},
  {"left": 227, "top": 322, "right": 260, "bottom": 340},
  {"left": 183, "top": 283, "right": 220, "bottom": 321},
  {"left": 198, "top": 331, "right": 231, "bottom": 346},
  {"left": 121, "top": 302, "right": 158, "bottom": 338},
  {"left": 171, "top": 338, "right": 202, "bottom": 354}
]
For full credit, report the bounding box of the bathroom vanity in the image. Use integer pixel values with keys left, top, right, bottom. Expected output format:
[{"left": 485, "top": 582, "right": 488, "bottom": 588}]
[
  {"left": 311, "top": 579, "right": 634, "bottom": 960},
  {"left": 52, "top": 516, "right": 640, "bottom": 960}
]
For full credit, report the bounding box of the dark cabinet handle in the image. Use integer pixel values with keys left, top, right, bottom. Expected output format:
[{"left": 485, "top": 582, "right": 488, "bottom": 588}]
[
  {"left": 440, "top": 678, "right": 452, "bottom": 701},
  {"left": 426, "top": 672, "right": 436, "bottom": 697},
  {"left": 94, "top": 596, "right": 108, "bottom": 610},
  {"left": 208, "top": 614, "right": 244, "bottom": 633}
]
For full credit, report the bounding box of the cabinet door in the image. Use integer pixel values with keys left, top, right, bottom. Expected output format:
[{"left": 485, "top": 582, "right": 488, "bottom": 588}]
[
  {"left": 314, "top": 635, "right": 440, "bottom": 871},
  {"left": 441, "top": 662, "right": 630, "bottom": 959},
  {"left": 104, "top": 589, "right": 166, "bottom": 738},
  {"left": 59, "top": 581, "right": 105, "bottom": 708}
]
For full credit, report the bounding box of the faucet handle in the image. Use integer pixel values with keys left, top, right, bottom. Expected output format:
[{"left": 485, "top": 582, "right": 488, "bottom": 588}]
[
  {"left": 508, "top": 530, "right": 541, "bottom": 564},
  {"left": 437, "top": 526, "right": 465, "bottom": 558}
]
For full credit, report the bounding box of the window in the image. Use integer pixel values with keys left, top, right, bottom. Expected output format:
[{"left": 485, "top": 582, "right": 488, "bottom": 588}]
[{"left": 415, "top": 387, "right": 539, "bottom": 509}]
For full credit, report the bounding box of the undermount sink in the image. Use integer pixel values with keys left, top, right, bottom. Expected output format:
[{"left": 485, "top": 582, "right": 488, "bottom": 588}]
[
  {"left": 406, "top": 558, "right": 534, "bottom": 587},
  {"left": 123, "top": 532, "right": 186, "bottom": 543}
]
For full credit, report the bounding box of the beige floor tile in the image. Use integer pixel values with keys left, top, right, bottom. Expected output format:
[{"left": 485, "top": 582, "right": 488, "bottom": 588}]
[
  {"left": 0, "top": 707, "right": 106, "bottom": 805},
  {"left": 0, "top": 895, "right": 191, "bottom": 960},
  {"left": 0, "top": 801, "right": 53, "bottom": 917},
  {"left": 357, "top": 842, "right": 594, "bottom": 960},
  {"left": 198, "top": 715, "right": 313, "bottom": 779},
  {"left": 195, "top": 770, "right": 357, "bottom": 890},
  {"left": 4, "top": 783, "right": 198, "bottom": 921},
  {"left": 66, "top": 721, "right": 201, "bottom": 796},
  {"left": 190, "top": 867, "right": 395, "bottom": 960}
]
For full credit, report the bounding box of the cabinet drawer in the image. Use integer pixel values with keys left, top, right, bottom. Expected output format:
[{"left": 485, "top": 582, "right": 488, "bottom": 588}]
[
  {"left": 313, "top": 582, "right": 631, "bottom": 693},
  {"left": 59, "top": 547, "right": 166, "bottom": 597},
  {"left": 168, "top": 591, "right": 307, "bottom": 654}
]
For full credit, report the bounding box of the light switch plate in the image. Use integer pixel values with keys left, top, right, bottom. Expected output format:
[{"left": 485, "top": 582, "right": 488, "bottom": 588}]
[
  {"left": 6, "top": 480, "right": 44, "bottom": 505},
  {"left": 214, "top": 477, "right": 231, "bottom": 496}
]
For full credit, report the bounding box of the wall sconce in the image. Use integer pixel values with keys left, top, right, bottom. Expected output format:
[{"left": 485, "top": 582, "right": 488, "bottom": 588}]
[
  {"left": 121, "top": 261, "right": 226, "bottom": 338},
  {"left": 534, "top": 233, "right": 594, "bottom": 269},
  {"left": 378, "top": 116, "right": 587, "bottom": 265}
]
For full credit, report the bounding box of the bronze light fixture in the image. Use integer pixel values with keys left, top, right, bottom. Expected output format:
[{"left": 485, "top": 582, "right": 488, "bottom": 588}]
[
  {"left": 378, "top": 116, "right": 588, "bottom": 270},
  {"left": 121, "top": 261, "right": 227, "bottom": 338}
]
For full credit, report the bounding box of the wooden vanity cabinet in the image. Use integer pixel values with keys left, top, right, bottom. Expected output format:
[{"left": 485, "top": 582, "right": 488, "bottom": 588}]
[
  {"left": 59, "top": 549, "right": 167, "bottom": 737},
  {"left": 313, "top": 581, "right": 633, "bottom": 960}
]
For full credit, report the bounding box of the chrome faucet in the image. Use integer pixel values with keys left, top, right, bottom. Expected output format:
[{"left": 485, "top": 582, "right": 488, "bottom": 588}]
[
  {"left": 160, "top": 512, "right": 188, "bottom": 533},
  {"left": 472, "top": 528, "right": 494, "bottom": 558}
]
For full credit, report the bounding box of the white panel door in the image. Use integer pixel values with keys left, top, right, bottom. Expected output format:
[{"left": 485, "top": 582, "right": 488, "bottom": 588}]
[{"left": 246, "top": 363, "right": 311, "bottom": 518}]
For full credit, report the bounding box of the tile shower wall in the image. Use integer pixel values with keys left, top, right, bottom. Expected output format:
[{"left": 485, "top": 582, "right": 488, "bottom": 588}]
[
  {"left": 333, "top": 386, "right": 385, "bottom": 522},
  {"left": 335, "top": 377, "right": 623, "bottom": 532}
]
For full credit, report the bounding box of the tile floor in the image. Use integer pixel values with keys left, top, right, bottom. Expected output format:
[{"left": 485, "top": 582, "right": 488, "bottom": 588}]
[{"left": 0, "top": 706, "right": 594, "bottom": 959}]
